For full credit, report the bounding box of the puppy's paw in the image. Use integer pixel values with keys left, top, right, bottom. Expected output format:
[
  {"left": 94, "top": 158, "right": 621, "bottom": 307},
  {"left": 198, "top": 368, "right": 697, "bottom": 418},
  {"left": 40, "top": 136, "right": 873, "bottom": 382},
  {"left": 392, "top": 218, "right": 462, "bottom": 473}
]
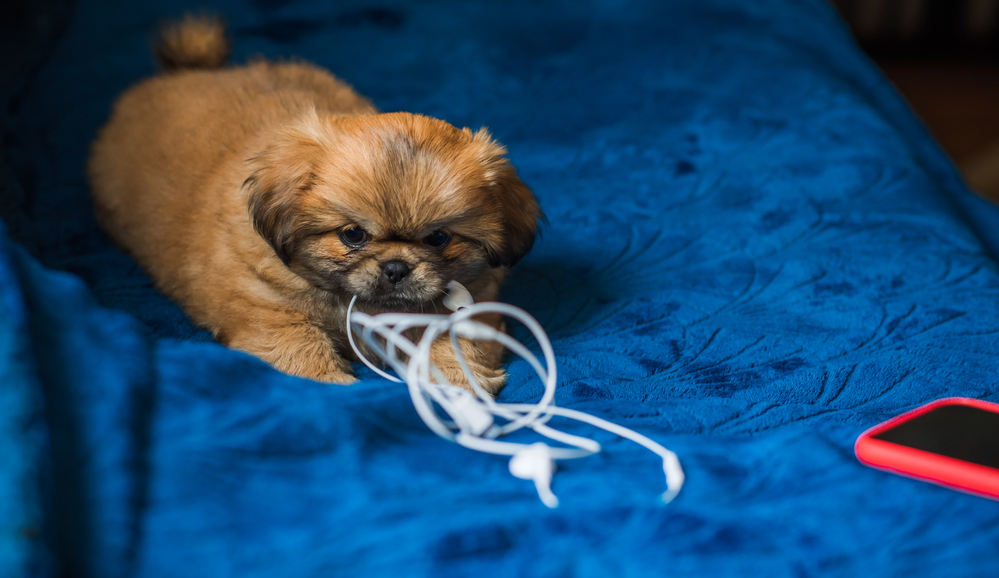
[
  {"left": 313, "top": 369, "right": 358, "bottom": 385},
  {"left": 225, "top": 321, "right": 357, "bottom": 385},
  {"left": 437, "top": 361, "right": 507, "bottom": 397},
  {"left": 275, "top": 355, "right": 357, "bottom": 385},
  {"left": 468, "top": 366, "right": 507, "bottom": 397},
  {"left": 263, "top": 354, "right": 357, "bottom": 385}
]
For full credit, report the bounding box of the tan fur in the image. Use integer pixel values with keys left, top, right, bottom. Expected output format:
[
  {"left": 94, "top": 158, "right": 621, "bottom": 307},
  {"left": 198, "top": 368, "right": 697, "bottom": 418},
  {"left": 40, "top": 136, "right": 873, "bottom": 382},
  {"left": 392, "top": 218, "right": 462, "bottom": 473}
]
[{"left": 88, "top": 16, "right": 541, "bottom": 393}]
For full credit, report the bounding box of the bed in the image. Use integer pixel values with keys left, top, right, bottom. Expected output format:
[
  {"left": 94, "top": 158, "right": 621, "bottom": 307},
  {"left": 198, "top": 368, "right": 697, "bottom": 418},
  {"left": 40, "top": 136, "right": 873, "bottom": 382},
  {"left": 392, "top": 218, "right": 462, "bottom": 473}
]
[{"left": 4, "top": 0, "right": 999, "bottom": 576}]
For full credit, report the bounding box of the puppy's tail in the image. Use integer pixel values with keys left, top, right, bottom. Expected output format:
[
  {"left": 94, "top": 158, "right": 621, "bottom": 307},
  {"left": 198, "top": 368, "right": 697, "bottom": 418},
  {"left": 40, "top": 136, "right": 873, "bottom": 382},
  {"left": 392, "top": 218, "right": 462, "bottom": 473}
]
[{"left": 154, "top": 14, "right": 231, "bottom": 71}]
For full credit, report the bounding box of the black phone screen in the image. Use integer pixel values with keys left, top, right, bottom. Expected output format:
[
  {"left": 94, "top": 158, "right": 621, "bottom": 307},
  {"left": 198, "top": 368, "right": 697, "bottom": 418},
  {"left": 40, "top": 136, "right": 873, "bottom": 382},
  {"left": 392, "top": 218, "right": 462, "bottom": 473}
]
[{"left": 872, "top": 404, "right": 999, "bottom": 470}]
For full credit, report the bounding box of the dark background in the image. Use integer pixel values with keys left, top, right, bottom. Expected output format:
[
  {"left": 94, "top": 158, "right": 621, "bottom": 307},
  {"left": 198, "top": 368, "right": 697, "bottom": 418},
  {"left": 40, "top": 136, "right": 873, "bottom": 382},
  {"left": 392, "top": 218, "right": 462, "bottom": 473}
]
[
  {"left": 832, "top": 0, "right": 999, "bottom": 202},
  {"left": 6, "top": 1, "right": 999, "bottom": 206}
]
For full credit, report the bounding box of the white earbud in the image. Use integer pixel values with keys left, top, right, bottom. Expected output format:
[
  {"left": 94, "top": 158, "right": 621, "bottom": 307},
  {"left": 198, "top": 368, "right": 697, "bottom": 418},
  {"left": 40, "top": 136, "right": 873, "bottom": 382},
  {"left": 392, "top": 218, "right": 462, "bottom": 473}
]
[
  {"left": 443, "top": 280, "right": 474, "bottom": 311},
  {"left": 509, "top": 443, "right": 559, "bottom": 508}
]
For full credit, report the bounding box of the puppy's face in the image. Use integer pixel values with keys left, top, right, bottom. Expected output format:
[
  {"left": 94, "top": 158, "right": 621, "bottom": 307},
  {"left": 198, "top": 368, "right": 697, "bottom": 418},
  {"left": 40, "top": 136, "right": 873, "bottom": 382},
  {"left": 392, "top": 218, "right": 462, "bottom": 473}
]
[{"left": 245, "top": 111, "right": 541, "bottom": 306}]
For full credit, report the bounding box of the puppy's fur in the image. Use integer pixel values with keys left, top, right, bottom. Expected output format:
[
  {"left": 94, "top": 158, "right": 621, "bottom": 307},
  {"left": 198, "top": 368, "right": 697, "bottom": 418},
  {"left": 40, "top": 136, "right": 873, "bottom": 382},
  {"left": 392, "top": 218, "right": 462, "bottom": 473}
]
[{"left": 88, "top": 16, "right": 542, "bottom": 393}]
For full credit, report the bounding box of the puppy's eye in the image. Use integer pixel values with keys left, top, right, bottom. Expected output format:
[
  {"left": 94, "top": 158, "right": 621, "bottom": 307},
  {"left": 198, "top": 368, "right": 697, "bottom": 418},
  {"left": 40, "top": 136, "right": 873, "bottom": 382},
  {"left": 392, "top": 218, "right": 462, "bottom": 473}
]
[
  {"left": 424, "top": 230, "right": 451, "bottom": 249},
  {"left": 339, "top": 225, "right": 370, "bottom": 248}
]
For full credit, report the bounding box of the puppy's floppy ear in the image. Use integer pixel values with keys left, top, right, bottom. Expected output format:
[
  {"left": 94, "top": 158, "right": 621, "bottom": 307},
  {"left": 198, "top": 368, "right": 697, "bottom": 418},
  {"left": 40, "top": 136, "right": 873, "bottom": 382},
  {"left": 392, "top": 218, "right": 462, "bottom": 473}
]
[
  {"left": 245, "top": 112, "right": 326, "bottom": 264},
  {"left": 473, "top": 129, "right": 544, "bottom": 268}
]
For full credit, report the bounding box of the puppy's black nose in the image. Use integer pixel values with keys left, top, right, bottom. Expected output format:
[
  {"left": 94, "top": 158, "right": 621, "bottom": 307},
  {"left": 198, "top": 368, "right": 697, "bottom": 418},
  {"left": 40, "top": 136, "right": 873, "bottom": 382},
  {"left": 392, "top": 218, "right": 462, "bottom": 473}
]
[{"left": 382, "top": 260, "right": 411, "bottom": 285}]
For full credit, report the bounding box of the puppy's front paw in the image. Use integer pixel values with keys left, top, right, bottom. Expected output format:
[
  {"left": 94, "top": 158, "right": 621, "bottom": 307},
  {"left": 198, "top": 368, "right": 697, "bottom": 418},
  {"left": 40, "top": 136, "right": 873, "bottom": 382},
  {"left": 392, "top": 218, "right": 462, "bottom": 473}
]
[
  {"left": 467, "top": 366, "right": 507, "bottom": 397},
  {"left": 225, "top": 321, "right": 357, "bottom": 385},
  {"left": 269, "top": 351, "right": 358, "bottom": 385},
  {"left": 437, "top": 361, "right": 507, "bottom": 397},
  {"left": 427, "top": 330, "right": 508, "bottom": 397},
  {"left": 261, "top": 351, "right": 358, "bottom": 385},
  {"left": 312, "top": 369, "right": 358, "bottom": 385}
]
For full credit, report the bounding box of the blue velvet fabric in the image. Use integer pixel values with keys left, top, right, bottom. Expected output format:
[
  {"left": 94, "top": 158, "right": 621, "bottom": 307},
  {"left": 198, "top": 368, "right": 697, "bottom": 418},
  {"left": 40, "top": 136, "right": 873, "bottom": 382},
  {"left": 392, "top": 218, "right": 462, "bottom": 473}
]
[{"left": 4, "top": 0, "right": 999, "bottom": 576}]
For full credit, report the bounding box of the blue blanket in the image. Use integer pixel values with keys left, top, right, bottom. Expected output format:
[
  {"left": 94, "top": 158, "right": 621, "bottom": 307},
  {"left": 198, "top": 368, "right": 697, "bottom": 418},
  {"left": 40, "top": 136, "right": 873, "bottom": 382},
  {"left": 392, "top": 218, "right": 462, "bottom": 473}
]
[{"left": 4, "top": 0, "right": 999, "bottom": 576}]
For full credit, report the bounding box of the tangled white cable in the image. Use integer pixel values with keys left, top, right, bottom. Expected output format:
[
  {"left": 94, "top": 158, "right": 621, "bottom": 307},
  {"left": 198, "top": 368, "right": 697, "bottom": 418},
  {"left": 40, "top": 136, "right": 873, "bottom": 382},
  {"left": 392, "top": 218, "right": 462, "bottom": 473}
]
[{"left": 347, "top": 281, "right": 684, "bottom": 508}]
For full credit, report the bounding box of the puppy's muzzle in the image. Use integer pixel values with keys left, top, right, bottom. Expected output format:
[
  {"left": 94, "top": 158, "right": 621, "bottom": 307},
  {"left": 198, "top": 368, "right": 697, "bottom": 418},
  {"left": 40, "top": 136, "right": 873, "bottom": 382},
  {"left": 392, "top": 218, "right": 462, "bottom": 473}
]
[{"left": 382, "top": 260, "right": 411, "bottom": 285}]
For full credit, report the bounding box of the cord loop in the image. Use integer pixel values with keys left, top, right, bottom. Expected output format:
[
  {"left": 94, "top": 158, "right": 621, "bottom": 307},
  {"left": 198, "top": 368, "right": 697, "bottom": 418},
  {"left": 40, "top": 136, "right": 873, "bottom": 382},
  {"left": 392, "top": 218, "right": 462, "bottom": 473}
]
[{"left": 347, "top": 281, "right": 683, "bottom": 507}]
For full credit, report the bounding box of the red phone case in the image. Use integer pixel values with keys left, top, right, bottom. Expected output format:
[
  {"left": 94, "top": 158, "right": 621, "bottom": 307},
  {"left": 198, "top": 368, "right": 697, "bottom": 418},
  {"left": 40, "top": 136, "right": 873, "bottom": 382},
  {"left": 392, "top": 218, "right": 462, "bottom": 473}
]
[{"left": 855, "top": 397, "right": 999, "bottom": 500}]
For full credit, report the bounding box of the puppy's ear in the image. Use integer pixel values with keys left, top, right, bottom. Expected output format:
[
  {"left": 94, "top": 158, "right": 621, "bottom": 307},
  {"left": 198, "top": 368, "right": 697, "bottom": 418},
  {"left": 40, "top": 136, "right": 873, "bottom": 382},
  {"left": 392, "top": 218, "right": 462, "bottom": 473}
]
[
  {"left": 473, "top": 130, "right": 544, "bottom": 268},
  {"left": 245, "top": 114, "right": 325, "bottom": 264}
]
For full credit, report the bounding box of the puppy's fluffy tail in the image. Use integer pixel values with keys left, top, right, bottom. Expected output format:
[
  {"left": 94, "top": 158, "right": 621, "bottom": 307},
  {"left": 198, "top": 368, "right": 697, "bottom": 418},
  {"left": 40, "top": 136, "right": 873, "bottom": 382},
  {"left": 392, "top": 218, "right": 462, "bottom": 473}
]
[{"left": 154, "top": 14, "right": 231, "bottom": 71}]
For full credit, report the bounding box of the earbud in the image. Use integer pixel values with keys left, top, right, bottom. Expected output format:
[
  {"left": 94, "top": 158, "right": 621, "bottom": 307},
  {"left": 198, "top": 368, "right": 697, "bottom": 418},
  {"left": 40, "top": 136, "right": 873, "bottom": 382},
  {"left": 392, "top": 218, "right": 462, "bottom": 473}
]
[
  {"left": 509, "top": 443, "right": 559, "bottom": 508},
  {"left": 661, "top": 452, "right": 685, "bottom": 504},
  {"left": 443, "top": 280, "right": 474, "bottom": 311}
]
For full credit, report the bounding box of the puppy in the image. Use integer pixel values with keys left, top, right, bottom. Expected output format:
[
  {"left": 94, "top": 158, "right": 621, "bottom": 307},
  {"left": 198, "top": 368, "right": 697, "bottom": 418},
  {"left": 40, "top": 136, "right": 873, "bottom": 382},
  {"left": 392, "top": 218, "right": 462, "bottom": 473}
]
[{"left": 87, "top": 16, "right": 542, "bottom": 393}]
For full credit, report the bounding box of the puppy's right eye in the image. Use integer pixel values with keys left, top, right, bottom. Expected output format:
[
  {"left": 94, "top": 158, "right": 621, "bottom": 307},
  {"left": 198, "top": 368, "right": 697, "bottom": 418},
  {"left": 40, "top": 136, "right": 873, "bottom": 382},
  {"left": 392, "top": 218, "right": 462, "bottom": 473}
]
[
  {"left": 339, "top": 225, "right": 370, "bottom": 248},
  {"left": 424, "top": 230, "right": 451, "bottom": 249}
]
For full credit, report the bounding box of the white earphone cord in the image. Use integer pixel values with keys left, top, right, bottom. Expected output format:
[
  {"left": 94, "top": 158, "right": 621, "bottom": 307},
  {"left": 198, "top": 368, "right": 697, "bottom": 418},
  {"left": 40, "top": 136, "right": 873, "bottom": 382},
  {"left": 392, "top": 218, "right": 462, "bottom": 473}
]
[{"left": 346, "top": 282, "right": 684, "bottom": 507}]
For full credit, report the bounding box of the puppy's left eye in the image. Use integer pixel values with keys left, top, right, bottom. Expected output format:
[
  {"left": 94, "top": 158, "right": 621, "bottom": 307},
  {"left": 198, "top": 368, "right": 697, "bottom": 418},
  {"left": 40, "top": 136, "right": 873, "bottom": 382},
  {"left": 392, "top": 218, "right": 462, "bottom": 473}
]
[{"left": 424, "top": 230, "right": 451, "bottom": 249}]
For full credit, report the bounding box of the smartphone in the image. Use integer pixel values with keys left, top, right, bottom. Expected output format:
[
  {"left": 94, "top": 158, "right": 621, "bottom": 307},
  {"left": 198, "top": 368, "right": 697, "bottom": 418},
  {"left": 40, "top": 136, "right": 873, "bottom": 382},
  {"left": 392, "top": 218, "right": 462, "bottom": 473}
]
[{"left": 854, "top": 397, "right": 999, "bottom": 500}]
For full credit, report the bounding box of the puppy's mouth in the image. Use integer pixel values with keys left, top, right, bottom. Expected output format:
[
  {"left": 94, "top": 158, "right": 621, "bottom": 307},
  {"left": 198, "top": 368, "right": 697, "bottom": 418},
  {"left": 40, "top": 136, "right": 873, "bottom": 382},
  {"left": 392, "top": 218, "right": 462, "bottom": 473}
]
[
  {"left": 361, "top": 284, "right": 442, "bottom": 308},
  {"left": 357, "top": 291, "right": 444, "bottom": 313},
  {"left": 346, "top": 262, "right": 444, "bottom": 308}
]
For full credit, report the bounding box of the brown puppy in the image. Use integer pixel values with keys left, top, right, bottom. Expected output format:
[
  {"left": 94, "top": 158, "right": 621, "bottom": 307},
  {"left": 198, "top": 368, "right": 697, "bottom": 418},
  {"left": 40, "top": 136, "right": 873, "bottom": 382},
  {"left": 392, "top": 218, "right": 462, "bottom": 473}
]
[{"left": 88, "top": 16, "right": 542, "bottom": 393}]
